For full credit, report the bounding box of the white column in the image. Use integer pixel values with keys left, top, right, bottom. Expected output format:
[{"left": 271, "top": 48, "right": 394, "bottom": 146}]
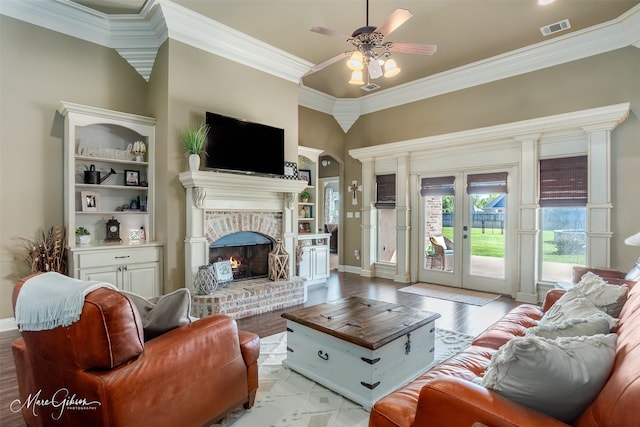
[
  {"left": 360, "top": 158, "right": 376, "bottom": 277},
  {"left": 395, "top": 153, "right": 411, "bottom": 283},
  {"left": 184, "top": 187, "right": 208, "bottom": 292},
  {"left": 516, "top": 134, "right": 541, "bottom": 303},
  {"left": 584, "top": 126, "right": 614, "bottom": 268}
]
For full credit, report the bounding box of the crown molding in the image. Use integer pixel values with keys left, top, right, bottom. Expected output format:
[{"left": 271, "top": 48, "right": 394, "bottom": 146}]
[
  {"left": 158, "top": 0, "right": 312, "bottom": 83},
  {"left": 0, "top": 0, "right": 312, "bottom": 83},
  {"left": 1, "top": 1, "right": 637, "bottom": 121},
  {"left": 349, "top": 103, "right": 630, "bottom": 160},
  {"left": 302, "top": 4, "right": 640, "bottom": 132}
]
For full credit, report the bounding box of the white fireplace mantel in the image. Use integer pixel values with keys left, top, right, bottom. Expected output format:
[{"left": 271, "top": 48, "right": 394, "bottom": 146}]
[{"left": 179, "top": 170, "right": 308, "bottom": 290}]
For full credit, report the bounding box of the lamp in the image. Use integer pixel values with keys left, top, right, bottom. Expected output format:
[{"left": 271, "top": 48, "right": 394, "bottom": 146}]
[
  {"left": 347, "top": 51, "right": 364, "bottom": 70},
  {"left": 624, "top": 232, "right": 640, "bottom": 246},
  {"left": 383, "top": 58, "right": 401, "bottom": 77},
  {"left": 349, "top": 70, "right": 365, "bottom": 85}
]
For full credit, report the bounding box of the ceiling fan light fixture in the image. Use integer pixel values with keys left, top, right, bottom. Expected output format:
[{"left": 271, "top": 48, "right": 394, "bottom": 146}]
[
  {"left": 383, "top": 58, "right": 401, "bottom": 77},
  {"left": 349, "top": 70, "right": 365, "bottom": 85},
  {"left": 368, "top": 59, "right": 383, "bottom": 79},
  {"left": 347, "top": 51, "right": 364, "bottom": 70}
]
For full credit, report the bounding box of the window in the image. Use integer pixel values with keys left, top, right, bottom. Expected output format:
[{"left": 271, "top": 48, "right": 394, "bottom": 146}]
[
  {"left": 539, "top": 156, "right": 587, "bottom": 282},
  {"left": 377, "top": 174, "right": 396, "bottom": 263}
]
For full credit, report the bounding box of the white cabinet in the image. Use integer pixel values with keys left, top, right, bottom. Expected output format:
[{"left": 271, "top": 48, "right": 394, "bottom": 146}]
[
  {"left": 298, "top": 234, "right": 330, "bottom": 285},
  {"left": 59, "top": 102, "right": 163, "bottom": 296},
  {"left": 71, "top": 244, "right": 163, "bottom": 297}
]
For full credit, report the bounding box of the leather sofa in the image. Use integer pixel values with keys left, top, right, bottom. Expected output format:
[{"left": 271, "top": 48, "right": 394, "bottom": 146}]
[
  {"left": 370, "top": 269, "right": 639, "bottom": 427},
  {"left": 11, "top": 274, "right": 260, "bottom": 427}
]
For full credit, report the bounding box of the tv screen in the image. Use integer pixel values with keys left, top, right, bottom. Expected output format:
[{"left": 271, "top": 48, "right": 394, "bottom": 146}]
[{"left": 205, "top": 112, "right": 285, "bottom": 176}]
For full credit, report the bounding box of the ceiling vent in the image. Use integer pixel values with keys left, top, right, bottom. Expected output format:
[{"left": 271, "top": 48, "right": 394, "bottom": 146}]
[
  {"left": 540, "top": 19, "right": 571, "bottom": 36},
  {"left": 360, "top": 83, "right": 381, "bottom": 92}
]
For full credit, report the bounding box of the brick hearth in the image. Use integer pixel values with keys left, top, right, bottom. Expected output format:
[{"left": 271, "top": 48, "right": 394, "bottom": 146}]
[{"left": 191, "top": 277, "right": 306, "bottom": 320}]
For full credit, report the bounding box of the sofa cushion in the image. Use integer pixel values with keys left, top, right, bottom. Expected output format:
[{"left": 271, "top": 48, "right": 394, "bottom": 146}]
[
  {"left": 575, "top": 272, "right": 629, "bottom": 317},
  {"left": 122, "top": 289, "right": 192, "bottom": 340},
  {"left": 526, "top": 317, "right": 611, "bottom": 339},
  {"left": 480, "top": 333, "right": 617, "bottom": 423},
  {"left": 542, "top": 291, "right": 617, "bottom": 330}
]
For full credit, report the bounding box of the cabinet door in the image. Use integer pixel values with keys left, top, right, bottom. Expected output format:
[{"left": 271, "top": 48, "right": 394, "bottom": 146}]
[
  {"left": 79, "top": 267, "right": 120, "bottom": 288},
  {"left": 298, "top": 248, "right": 313, "bottom": 280},
  {"left": 123, "top": 263, "right": 160, "bottom": 297},
  {"left": 312, "top": 246, "right": 330, "bottom": 279}
]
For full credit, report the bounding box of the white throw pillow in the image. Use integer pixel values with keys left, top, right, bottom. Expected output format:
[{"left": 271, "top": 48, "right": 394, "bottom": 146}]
[
  {"left": 576, "top": 272, "right": 628, "bottom": 317},
  {"left": 527, "top": 317, "right": 611, "bottom": 339},
  {"left": 481, "top": 333, "right": 617, "bottom": 423},
  {"left": 542, "top": 290, "right": 617, "bottom": 330}
]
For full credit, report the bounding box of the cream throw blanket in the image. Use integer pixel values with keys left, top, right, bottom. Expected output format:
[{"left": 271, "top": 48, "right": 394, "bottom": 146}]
[{"left": 15, "top": 272, "right": 118, "bottom": 331}]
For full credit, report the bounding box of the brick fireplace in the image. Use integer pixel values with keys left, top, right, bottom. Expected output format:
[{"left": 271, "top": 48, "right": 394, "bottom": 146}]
[{"left": 179, "top": 171, "right": 308, "bottom": 306}]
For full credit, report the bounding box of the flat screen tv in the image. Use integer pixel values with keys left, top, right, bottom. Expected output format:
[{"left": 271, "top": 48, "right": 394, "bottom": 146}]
[{"left": 205, "top": 112, "right": 285, "bottom": 176}]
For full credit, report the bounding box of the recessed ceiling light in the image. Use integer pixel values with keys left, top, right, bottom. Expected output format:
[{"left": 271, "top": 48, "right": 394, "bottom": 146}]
[{"left": 538, "top": 0, "right": 555, "bottom": 5}]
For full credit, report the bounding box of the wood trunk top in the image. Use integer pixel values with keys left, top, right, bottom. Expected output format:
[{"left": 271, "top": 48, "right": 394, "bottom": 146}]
[{"left": 281, "top": 296, "right": 440, "bottom": 350}]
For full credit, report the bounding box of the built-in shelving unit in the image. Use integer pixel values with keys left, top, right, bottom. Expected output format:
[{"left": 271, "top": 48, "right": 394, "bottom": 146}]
[
  {"left": 59, "top": 102, "right": 163, "bottom": 297},
  {"left": 298, "top": 146, "right": 323, "bottom": 235}
]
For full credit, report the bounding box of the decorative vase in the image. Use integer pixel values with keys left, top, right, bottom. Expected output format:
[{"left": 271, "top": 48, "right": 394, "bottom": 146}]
[
  {"left": 77, "top": 235, "right": 90, "bottom": 245},
  {"left": 188, "top": 153, "right": 201, "bottom": 171},
  {"left": 268, "top": 239, "right": 290, "bottom": 281},
  {"left": 193, "top": 264, "right": 217, "bottom": 294}
]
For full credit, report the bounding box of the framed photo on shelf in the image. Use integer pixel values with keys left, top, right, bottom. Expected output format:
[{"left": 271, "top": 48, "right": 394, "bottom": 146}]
[
  {"left": 299, "top": 169, "right": 312, "bottom": 186},
  {"left": 81, "top": 191, "right": 100, "bottom": 212},
  {"left": 298, "top": 222, "right": 311, "bottom": 233},
  {"left": 124, "top": 170, "right": 140, "bottom": 186}
]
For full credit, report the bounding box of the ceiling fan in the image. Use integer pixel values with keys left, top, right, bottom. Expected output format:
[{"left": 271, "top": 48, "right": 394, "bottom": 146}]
[{"left": 307, "top": 0, "right": 437, "bottom": 86}]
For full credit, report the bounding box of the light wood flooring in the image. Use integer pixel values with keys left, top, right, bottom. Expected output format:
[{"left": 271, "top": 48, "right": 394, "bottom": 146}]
[{"left": 0, "top": 271, "right": 521, "bottom": 427}]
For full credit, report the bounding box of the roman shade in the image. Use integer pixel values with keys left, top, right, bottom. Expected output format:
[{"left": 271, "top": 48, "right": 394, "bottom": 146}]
[
  {"left": 539, "top": 156, "right": 588, "bottom": 207},
  {"left": 376, "top": 174, "right": 396, "bottom": 209},
  {"left": 466, "top": 172, "right": 508, "bottom": 194},
  {"left": 420, "top": 176, "right": 455, "bottom": 196}
]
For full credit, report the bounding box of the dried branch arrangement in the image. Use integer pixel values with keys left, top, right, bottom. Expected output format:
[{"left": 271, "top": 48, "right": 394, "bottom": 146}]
[{"left": 14, "top": 225, "right": 67, "bottom": 274}]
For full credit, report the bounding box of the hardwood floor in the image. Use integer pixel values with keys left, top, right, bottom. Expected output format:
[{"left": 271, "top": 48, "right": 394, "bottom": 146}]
[{"left": 0, "top": 272, "right": 521, "bottom": 427}]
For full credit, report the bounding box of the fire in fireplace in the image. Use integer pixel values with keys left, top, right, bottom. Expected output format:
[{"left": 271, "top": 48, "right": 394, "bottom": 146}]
[{"left": 209, "top": 231, "right": 275, "bottom": 280}]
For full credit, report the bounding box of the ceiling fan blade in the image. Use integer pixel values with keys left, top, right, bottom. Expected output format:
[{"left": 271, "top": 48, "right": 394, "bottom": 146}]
[
  {"left": 390, "top": 42, "right": 438, "bottom": 55},
  {"left": 374, "top": 8, "right": 412, "bottom": 36},
  {"left": 310, "top": 26, "right": 351, "bottom": 41},
  {"left": 304, "top": 52, "right": 349, "bottom": 76}
]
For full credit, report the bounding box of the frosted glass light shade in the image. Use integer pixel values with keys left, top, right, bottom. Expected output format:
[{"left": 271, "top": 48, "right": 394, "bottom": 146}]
[
  {"left": 625, "top": 232, "right": 640, "bottom": 247},
  {"left": 347, "top": 51, "right": 364, "bottom": 70},
  {"left": 348, "top": 70, "right": 364, "bottom": 85},
  {"left": 384, "top": 59, "right": 401, "bottom": 77}
]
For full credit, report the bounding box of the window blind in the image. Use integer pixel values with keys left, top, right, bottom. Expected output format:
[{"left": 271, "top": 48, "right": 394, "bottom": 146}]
[
  {"left": 539, "top": 156, "right": 588, "bottom": 207},
  {"left": 420, "top": 176, "right": 455, "bottom": 196},
  {"left": 376, "top": 174, "right": 396, "bottom": 209},
  {"left": 466, "top": 172, "right": 508, "bottom": 194}
]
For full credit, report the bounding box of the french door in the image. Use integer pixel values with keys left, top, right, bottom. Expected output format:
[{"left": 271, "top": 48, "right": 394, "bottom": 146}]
[{"left": 418, "top": 169, "right": 514, "bottom": 295}]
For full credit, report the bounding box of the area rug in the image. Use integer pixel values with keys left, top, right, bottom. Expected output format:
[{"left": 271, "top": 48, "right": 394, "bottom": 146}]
[
  {"left": 398, "top": 282, "right": 500, "bottom": 306},
  {"left": 213, "top": 328, "right": 474, "bottom": 427}
]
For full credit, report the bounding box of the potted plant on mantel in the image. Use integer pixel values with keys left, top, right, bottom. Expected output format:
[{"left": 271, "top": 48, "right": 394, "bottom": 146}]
[{"left": 183, "top": 122, "right": 210, "bottom": 171}]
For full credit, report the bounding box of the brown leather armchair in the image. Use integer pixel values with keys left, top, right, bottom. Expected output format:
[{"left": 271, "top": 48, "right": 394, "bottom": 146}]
[{"left": 11, "top": 273, "right": 260, "bottom": 427}]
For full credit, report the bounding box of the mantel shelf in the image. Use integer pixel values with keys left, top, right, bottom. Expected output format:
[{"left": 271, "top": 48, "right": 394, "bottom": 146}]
[{"left": 179, "top": 170, "right": 308, "bottom": 193}]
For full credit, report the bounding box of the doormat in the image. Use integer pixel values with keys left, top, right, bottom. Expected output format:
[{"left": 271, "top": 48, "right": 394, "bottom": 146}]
[{"left": 398, "top": 282, "right": 500, "bottom": 306}]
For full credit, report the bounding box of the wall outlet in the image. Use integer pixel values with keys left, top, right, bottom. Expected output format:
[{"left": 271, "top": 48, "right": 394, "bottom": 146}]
[{"left": 354, "top": 249, "right": 360, "bottom": 260}]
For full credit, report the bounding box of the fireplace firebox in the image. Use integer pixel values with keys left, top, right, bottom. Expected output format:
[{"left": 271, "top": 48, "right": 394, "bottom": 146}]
[{"left": 209, "top": 231, "right": 274, "bottom": 280}]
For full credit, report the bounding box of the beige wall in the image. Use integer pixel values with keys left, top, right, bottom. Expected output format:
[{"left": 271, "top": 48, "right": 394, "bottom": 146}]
[
  {"left": 0, "top": 18, "right": 300, "bottom": 318},
  {"left": 156, "top": 40, "right": 301, "bottom": 293},
  {"left": 0, "top": 17, "right": 148, "bottom": 318},
  {"left": 1, "top": 14, "right": 638, "bottom": 320},
  {"left": 342, "top": 47, "right": 640, "bottom": 272}
]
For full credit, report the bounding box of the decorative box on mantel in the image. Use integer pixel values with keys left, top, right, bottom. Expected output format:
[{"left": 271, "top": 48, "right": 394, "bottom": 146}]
[{"left": 178, "top": 170, "right": 308, "bottom": 290}]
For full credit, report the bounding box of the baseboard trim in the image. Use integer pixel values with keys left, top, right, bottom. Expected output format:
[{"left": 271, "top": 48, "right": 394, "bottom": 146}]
[
  {"left": 340, "top": 265, "right": 361, "bottom": 275},
  {"left": 0, "top": 317, "right": 18, "bottom": 332}
]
